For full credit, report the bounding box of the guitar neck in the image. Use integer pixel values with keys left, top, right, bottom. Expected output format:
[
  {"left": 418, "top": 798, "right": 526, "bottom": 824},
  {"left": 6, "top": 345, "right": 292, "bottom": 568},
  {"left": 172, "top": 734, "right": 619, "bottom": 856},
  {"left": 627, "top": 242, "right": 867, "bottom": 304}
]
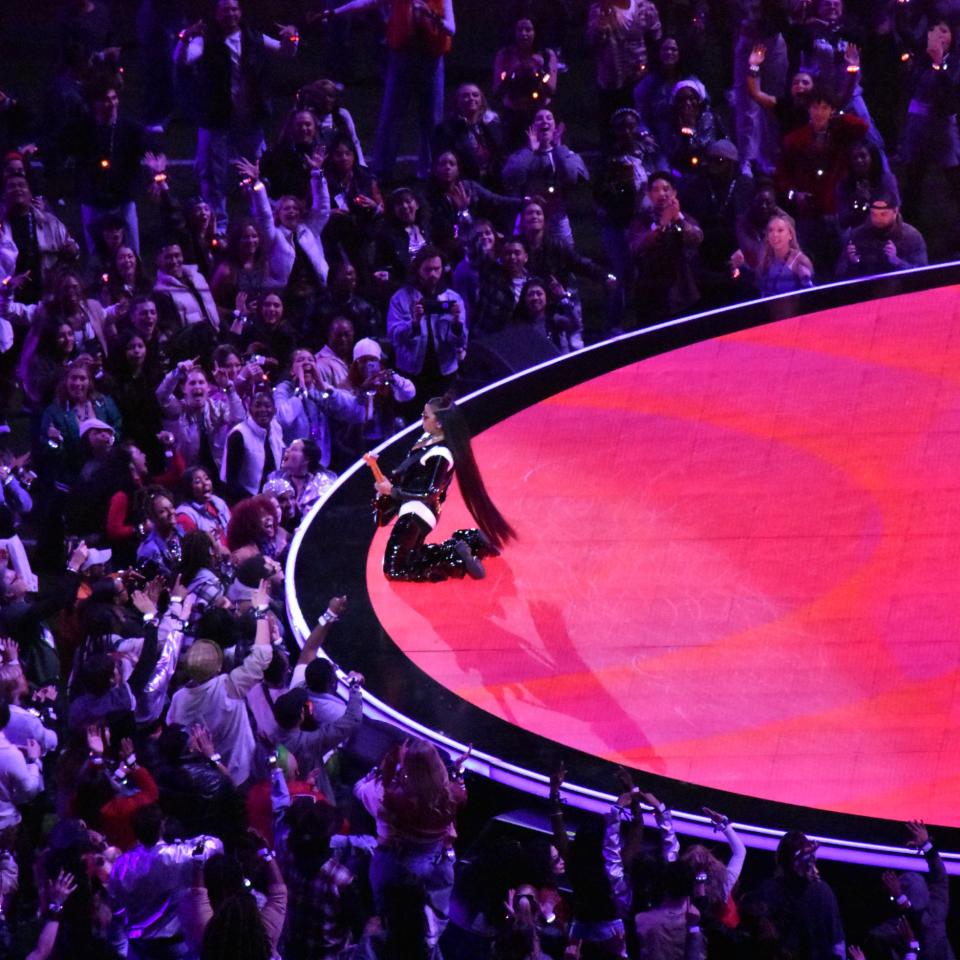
[{"left": 363, "top": 453, "right": 387, "bottom": 484}]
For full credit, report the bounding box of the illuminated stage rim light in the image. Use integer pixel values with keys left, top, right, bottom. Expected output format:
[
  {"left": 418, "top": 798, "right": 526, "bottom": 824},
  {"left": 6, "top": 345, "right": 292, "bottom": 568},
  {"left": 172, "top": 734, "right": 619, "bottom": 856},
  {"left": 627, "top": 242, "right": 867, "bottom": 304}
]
[{"left": 285, "top": 262, "right": 960, "bottom": 871}]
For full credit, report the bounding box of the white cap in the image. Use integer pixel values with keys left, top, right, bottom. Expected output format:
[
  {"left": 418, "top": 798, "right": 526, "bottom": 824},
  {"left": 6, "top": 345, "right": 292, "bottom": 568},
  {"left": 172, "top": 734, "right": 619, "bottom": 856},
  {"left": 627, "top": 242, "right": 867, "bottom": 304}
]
[
  {"left": 81, "top": 547, "right": 112, "bottom": 571},
  {"left": 353, "top": 338, "right": 382, "bottom": 361},
  {"left": 78, "top": 418, "right": 115, "bottom": 438}
]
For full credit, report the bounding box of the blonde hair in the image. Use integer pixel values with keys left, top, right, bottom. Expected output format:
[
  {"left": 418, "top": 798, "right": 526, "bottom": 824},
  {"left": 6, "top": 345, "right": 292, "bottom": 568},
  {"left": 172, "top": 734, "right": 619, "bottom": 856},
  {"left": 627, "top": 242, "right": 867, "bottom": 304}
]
[
  {"left": 760, "top": 209, "right": 803, "bottom": 275},
  {"left": 681, "top": 843, "right": 730, "bottom": 915},
  {"left": 0, "top": 663, "right": 26, "bottom": 703}
]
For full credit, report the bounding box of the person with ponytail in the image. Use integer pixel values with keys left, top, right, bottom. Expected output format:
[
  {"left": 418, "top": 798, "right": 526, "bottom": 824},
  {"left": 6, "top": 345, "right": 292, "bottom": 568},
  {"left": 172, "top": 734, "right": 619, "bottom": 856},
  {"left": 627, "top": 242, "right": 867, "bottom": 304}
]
[{"left": 373, "top": 395, "right": 514, "bottom": 581}]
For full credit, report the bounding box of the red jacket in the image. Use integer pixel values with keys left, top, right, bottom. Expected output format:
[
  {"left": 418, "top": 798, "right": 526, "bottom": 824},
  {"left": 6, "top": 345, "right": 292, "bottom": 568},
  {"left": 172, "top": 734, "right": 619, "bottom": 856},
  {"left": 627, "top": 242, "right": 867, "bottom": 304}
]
[
  {"left": 775, "top": 114, "right": 868, "bottom": 217},
  {"left": 100, "top": 766, "right": 160, "bottom": 850}
]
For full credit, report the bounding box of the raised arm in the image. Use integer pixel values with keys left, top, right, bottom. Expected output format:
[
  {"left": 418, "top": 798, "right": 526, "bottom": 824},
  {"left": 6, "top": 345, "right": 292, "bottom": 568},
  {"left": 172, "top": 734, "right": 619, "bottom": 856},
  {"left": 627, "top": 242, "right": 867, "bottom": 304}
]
[
  {"left": 331, "top": 0, "right": 380, "bottom": 16},
  {"left": 640, "top": 791, "right": 678, "bottom": 862},
  {"left": 603, "top": 803, "right": 632, "bottom": 919},
  {"left": 306, "top": 163, "right": 332, "bottom": 238},
  {"left": 906, "top": 820, "right": 949, "bottom": 921},
  {"left": 548, "top": 761, "right": 570, "bottom": 861},
  {"left": 297, "top": 595, "right": 347, "bottom": 666},
  {"left": 225, "top": 580, "right": 273, "bottom": 699},
  {"left": 441, "top": 0, "right": 456, "bottom": 36},
  {"left": 26, "top": 871, "right": 77, "bottom": 960},
  {"left": 704, "top": 807, "right": 746, "bottom": 897},
  {"left": 746, "top": 44, "right": 777, "bottom": 112}
]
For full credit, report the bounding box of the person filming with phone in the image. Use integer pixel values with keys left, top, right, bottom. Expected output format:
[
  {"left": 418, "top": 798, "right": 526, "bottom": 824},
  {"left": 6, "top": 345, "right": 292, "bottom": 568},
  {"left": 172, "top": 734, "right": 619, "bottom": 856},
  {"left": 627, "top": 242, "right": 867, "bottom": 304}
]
[{"left": 387, "top": 245, "right": 467, "bottom": 409}]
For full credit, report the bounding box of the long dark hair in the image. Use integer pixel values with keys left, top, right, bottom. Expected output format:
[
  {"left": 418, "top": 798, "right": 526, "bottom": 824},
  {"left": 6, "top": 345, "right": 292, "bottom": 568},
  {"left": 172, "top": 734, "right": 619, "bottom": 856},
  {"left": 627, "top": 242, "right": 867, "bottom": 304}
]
[
  {"left": 429, "top": 396, "right": 516, "bottom": 549},
  {"left": 179, "top": 530, "right": 218, "bottom": 584},
  {"left": 200, "top": 893, "right": 272, "bottom": 960}
]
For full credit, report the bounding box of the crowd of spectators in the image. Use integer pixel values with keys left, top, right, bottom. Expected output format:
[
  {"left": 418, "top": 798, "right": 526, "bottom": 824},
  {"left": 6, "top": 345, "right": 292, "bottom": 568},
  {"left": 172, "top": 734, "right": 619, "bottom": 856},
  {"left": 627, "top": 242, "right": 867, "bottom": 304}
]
[{"left": 0, "top": 0, "right": 953, "bottom": 957}]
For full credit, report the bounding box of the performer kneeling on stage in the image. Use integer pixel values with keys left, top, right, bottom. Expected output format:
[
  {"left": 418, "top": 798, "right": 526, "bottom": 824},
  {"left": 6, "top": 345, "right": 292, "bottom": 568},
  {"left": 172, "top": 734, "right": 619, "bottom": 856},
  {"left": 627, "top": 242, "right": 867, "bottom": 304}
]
[{"left": 372, "top": 396, "right": 515, "bottom": 581}]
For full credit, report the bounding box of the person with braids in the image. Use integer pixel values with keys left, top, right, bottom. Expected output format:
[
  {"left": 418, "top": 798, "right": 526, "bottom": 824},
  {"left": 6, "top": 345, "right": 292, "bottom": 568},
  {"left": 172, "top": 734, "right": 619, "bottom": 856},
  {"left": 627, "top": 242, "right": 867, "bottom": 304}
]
[{"left": 372, "top": 396, "right": 515, "bottom": 581}]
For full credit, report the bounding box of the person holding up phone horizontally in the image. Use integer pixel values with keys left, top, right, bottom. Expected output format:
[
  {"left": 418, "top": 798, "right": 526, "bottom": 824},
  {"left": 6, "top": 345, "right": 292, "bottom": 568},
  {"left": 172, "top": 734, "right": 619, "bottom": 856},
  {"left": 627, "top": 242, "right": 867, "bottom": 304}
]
[{"left": 386, "top": 246, "right": 467, "bottom": 409}]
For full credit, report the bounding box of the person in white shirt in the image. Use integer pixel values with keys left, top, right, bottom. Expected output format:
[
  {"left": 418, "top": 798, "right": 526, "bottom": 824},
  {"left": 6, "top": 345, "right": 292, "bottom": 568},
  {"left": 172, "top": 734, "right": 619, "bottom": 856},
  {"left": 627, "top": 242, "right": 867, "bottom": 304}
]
[
  {"left": 166, "top": 579, "right": 274, "bottom": 785},
  {"left": 0, "top": 699, "right": 42, "bottom": 832}
]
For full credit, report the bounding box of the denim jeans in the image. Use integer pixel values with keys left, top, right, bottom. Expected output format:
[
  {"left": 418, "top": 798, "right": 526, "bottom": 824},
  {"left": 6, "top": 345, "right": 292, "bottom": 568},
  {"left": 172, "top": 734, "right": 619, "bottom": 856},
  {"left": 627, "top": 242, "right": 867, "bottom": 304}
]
[
  {"left": 372, "top": 50, "right": 445, "bottom": 181},
  {"left": 370, "top": 841, "right": 455, "bottom": 948}
]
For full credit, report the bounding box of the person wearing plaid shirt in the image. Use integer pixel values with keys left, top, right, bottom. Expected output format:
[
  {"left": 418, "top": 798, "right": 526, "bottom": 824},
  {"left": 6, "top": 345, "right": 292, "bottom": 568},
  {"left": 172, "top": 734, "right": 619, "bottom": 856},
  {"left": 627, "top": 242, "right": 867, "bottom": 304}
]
[{"left": 271, "top": 764, "right": 376, "bottom": 960}]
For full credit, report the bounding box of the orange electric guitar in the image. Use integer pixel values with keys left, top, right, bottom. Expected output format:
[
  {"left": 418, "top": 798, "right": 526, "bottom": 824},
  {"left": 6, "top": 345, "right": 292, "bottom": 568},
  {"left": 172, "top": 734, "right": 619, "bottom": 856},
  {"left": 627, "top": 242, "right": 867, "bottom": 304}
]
[{"left": 363, "top": 452, "right": 399, "bottom": 527}]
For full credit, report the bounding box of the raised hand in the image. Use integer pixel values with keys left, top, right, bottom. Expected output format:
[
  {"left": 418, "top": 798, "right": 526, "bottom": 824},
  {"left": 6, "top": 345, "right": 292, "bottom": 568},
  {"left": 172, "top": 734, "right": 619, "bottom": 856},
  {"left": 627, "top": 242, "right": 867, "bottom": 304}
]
[
  {"left": 146, "top": 576, "right": 164, "bottom": 605},
  {"left": 233, "top": 157, "right": 260, "bottom": 182},
  {"left": 176, "top": 356, "right": 199, "bottom": 378},
  {"left": 905, "top": 819, "right": 929, "bottom": 849},
  {"left": 180, "top": 20, "right": 205, "bottom": 41},
  {"left": 48, "top": 870, "right": 77, "bottom": 908},
  {"left": 659, "top": 195, "right": 681, "bottom": 227},
  {"left": 615, "top": 765, "right": 635, "bottom": 794},
  {"left": 844, "top": 43, "right": 860, "bottom": 69},
  {"left": 749, "top": 44, "right": 767, "bottom": 68},
  {"left": 131, "top": 588, "right": 157, "bottom": 616},
  {"left": 305, "top": 145, "right": 327, "bottom": 171},
  {"left": 190, "top": 722, "right": 217, "bottom": 759},
  {"left": 86, "top": 725, "right": 105, "bottom": 756},
  {"left": 328, "top": 595, "right": 348, "bottom": 617},
  {"left": 896, "top": 917, "right": 917, "bottom": 949},
  {"left": 144, "top": 151, "right": 167, "bottom": 176},
  {"left": 703, "top": 806, "right": 728, "bottom": 827},
  {"left": 882, "top": 870, "right": 902, "bottom": 898},
  {"left": 251, "top": 578, "right": 270, "bottom": 610},
  {"left": 449, "top": 181, "right": 471, "bottom": 211},
  {"left": 68, "top": 540, "right": 89, "bottom": 572},
  {"left": 549, "top": 760, "right": 567, "bottom": 797},
  {"left": 3, "top": 271, "right": 32, "bottom": 292}
]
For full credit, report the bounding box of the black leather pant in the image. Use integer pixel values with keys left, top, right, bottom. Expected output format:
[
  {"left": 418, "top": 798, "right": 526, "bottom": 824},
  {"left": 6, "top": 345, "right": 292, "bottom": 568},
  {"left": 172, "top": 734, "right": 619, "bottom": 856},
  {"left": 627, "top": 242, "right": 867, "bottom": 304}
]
[{"left": 383, "top": 515, "right": 490, "bottom": 582}]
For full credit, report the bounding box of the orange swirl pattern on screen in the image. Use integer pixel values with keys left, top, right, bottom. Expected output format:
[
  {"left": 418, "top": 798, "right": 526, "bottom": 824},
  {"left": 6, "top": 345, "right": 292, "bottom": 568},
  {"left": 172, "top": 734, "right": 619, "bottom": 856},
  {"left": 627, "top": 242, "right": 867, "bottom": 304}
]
[{"left": 368, "top": 286, "right": 960, "bottom": 825}]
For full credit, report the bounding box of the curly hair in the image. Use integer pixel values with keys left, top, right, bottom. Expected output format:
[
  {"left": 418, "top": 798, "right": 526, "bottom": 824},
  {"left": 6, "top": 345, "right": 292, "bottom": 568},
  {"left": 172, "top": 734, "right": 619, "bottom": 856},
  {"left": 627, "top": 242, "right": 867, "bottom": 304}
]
[{"left": 226, "top": 495, "right": 274, "bottom": 552}]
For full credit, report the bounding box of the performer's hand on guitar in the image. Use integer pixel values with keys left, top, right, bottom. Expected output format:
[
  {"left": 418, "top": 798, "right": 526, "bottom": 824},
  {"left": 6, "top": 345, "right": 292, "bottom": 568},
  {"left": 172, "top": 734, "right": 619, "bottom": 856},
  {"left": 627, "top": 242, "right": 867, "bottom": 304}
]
[{"left": 375, "top": 478, "right": 393, "bottom": 496}]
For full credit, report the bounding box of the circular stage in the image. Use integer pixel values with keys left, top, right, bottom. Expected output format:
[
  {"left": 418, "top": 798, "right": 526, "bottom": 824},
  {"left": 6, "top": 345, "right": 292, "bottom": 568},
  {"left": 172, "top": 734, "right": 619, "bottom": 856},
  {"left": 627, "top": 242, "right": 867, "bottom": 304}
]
[{"left": 287, "top": 264, "right": 960, "bottom": 864}]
